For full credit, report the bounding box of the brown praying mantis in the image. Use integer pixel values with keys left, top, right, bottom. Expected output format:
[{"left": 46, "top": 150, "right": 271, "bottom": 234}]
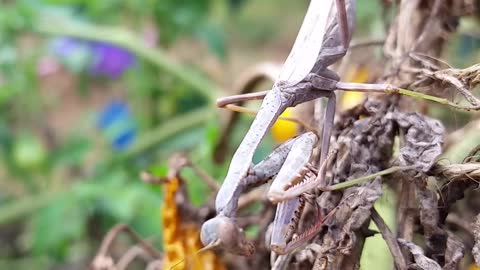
[{"left": 199, "top": 0, "right": 473, "bottom": 258}]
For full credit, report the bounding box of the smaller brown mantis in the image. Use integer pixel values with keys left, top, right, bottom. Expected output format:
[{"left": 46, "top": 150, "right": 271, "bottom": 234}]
[{"left": 200, "top": 0, "right": 480, "bottom": 258}]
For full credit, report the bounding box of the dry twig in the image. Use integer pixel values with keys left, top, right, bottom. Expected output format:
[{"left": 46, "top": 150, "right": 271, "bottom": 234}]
[
  {"left": 370, "top": 207, "right": 408, "bottom": 270},
  {"left": 90, "top": 224, "right": 162, "bottom": 270}
]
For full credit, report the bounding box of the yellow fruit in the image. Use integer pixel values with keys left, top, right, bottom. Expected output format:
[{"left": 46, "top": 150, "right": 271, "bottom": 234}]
[
  {"left": 271, "top": 108, "right": 299, "bottom": 144},
  {"left": 346, "top": 65, "right": 369, "bottom": 83},
  {"left": 340, "top": 91, "right": 366, "bottom": 110},
  {"left": 340, "top": 65, "right": 369, "bottom": 110},
  {"left": 469, "top": 263, "right": 480, "bottom": 270}
]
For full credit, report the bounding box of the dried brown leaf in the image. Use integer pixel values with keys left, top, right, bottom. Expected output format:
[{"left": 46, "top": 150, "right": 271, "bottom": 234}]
[
  {"left": 415, "top": 179, "right": 447, "bottom": 263},
  {"left": 433, "top": 163, "right": 480, "bottom": 222},
  {"left": 387, "top": 112, "right": 444, "bottom": 172},
  {"left": 442, "top": 234, "right": 464, "bottom": 270},
  {"left": 473, "top": 214, "right": 480, "bottom": 266},
  {"left": 398, "top": 239, "right": 442, "bottom": 270},
  {"left": 309, "top": 101, "right": 397, "bottom": 269}
]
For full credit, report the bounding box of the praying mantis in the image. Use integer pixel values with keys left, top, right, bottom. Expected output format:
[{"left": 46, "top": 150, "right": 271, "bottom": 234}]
[
  {"left": 199, "top": 0, "right": 471, "bottom": 257},
  {"left": 200, "top": 0, "right": 356, "bottom": 256}
]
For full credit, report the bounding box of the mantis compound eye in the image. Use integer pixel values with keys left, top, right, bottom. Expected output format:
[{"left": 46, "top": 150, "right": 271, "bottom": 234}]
[{"left": 200, "top": 216, "right": 255, "bottom": 256}]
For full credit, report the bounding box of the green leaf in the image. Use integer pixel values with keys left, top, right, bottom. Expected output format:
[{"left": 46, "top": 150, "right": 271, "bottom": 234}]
[
  {"left": 12, "top": 132, "right": 47, "bottom": 171},
  {"left": 195, "top": 23, "right": 226, "bottom": 59},
  {"left": 27, "top": 195, "right": 88, "bottom": 259},
  {"left": 88, "top": 170, "right": 161, "bottom": 236},
  {"left": 153, "top": 0, "right": 212, "bottom": 44},
  {"left": 228, "top": 0, "right": 249, "bottom": 11},
  {"left": 181, "top": 167, "right": 211, "bottom": 206},
  {"left": 0, "top": 257, "right": 52, "bottom": 270},
  {"left": 356, "top": 0, "right": 383, "bottom": 35},
  {"left": 202, "top": 119, "right": 221, "bottom": 156},
  {"left": 155, "top": 126, "right": 206, "bottom": 154},
  {"left": 50, "top": 135, "right": 91, "bottom": 167},
  {"left": 443, "top": 127, "right": 480, "bottom": 163},
  {"left": 149, "top": 163, "right": 169, "bottom": 178}
]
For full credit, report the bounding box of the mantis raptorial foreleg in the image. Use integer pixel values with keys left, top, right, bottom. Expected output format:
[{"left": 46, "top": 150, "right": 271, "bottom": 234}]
[
  {"left": 270, "top": 196, "right": 307, "bottom": 254},
  {"left": 214, "top": 84, "right": 334, "bottom": 215},
  {"left": 201, "top": 128, "right": 352, "bottom": 256},
  {"left": 267, "top": 132, "right": 318, "bottom": 202},
  {"left": 201, "top": 132, "right": 319, "bottom": 256}
]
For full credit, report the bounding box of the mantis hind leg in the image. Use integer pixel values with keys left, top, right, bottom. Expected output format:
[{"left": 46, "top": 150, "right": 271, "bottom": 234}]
[
  {"left": 318, "top": 92, "right": 336, "bottom": 185},
  {"left": 335, "top": 0, "right": 349, "bottom": 49}
]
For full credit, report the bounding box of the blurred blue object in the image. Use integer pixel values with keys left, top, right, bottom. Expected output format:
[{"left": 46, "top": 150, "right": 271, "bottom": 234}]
[
  {"left": 97, "top": 100, "right": 137, "bottom": 150},
  {"left": 51, "top": 37, "right": 135, "bottom": 78}
]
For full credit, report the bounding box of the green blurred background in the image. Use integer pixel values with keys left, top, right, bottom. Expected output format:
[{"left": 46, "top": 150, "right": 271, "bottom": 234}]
[{"left": 0, "top": 0, "right": 479, "bottom": 269}]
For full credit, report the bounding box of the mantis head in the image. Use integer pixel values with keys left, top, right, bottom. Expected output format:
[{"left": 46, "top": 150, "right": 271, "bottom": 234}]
[{"left": 200, "top": 216, "right": 255, "bottom": 256}]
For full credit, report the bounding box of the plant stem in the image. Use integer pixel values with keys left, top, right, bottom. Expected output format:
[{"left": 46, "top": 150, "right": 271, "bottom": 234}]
[
  {"left": 119, "top": 107, "right": 213, "bottom": 161},
  {"left": 0, "top": 190, "right": 64, "bottom": 226},
  {"left": 393, "top": 88, "right": 450, "bottom": 106},
  {"left": 337, "top": 82, "right": 480, "bottom": 111},
  {"left": 394, "top": 87, "right": 479, "bottom": 110},
  {"left": 326, "top": 165, "right": 415, "bottom": 191}
]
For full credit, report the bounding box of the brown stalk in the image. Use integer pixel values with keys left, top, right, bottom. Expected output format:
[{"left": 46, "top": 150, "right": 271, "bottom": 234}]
[{"left": 370, "top": 207, "right": 408, "bottom": 270}]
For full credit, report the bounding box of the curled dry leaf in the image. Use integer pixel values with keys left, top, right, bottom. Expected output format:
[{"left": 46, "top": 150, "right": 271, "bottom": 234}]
[
  {"left": 473, "top": 214, "right": 480, "bottom": 266},
  {"left": 436, "top": 163, "right": 480, "bottom": 182},
  {"left": 398, "top": 238, "right": 442, "bottom": 270},
  {"left": 410, "top": 55, "right": 480, "bottom": 107},
  {"left": 308, "top": 100, "right": 396, "bottom": 269},
  {"left": 442, "top": 234, "right": 465, "bottom": 270},
  {"left": 415, "top": 179, "right": 447, "bottom": 263},
  {"left": 432, "top": 163, "right": 480, "bottom": 222},
  {"left": 386, "top": 112, "right": 444, "bottom": 172}
]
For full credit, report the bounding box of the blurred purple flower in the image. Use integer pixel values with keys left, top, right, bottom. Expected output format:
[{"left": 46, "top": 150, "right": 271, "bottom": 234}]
[
  {"left": 51, "top": 37, "right": 136, "bottom": 79},
  {"left": 89, "top": 42, "right": 136, "bottom": 79},
  {"left": 52, "top": 37, "right": 88, "bottom": 58}
]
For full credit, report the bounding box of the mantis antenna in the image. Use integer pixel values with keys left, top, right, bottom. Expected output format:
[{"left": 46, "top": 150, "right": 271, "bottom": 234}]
[{"left": 167, "top": 240, "right": 221, "bottom": 270}]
